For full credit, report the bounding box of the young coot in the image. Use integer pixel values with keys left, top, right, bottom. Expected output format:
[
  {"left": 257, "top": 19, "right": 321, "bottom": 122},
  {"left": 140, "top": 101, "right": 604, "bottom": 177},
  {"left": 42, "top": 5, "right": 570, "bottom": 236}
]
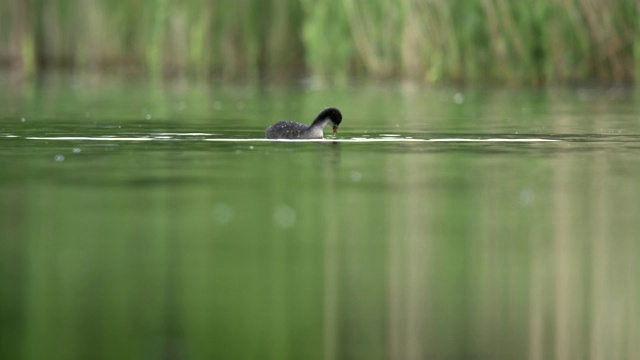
[{"left": 266, "top": 107, "right": 342, "bottom": 139}]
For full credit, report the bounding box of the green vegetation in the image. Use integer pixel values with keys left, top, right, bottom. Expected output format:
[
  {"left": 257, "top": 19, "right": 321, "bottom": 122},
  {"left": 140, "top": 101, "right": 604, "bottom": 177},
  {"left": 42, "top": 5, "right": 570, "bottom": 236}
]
[{"left": 0, "top": 0, "right": 636, "bottom": 84}]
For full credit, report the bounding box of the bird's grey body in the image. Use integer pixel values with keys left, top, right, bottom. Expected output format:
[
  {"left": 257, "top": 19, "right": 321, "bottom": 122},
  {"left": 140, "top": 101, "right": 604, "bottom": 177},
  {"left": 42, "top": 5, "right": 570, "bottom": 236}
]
[
  {"left": 265, "top": 108, "right": 342, "bottom": 139},
  {"left": 266, "top": 120, "right": 327, "bottom": 139}
]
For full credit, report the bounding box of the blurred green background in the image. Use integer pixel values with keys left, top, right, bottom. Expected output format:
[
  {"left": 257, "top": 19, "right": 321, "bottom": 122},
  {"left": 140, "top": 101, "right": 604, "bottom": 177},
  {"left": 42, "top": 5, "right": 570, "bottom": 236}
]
[
  {"left": 1, "top": 2, "right": 640, "bottom": 359},
  {"left": 0, "top": 0, "right": 637, "bottom": 85}
]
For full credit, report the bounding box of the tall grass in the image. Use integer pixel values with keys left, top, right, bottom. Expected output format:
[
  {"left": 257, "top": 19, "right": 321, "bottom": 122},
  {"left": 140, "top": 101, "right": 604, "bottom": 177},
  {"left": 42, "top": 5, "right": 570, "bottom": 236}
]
[{"left": 0, "top": 0, "right": 636, "bottom": 85}]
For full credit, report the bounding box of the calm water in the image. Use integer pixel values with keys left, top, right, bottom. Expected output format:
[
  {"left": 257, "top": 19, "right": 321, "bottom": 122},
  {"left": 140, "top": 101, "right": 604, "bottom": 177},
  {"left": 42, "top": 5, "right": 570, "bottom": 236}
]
[{"left": 1, "top": 74, "right": 639, "bottom": 360}]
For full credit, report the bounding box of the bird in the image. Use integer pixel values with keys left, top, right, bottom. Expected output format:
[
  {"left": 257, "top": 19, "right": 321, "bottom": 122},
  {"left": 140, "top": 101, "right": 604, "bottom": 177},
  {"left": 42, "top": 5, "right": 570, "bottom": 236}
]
[{"left": 265, "top": 107, "right": 342, "bottom": 139}]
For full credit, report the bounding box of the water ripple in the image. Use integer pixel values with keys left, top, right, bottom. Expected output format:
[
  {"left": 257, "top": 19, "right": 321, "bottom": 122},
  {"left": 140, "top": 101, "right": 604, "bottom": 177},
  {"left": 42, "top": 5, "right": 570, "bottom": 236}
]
[{"left": 14, "top": 135, "right": 561, "bottom": 143}]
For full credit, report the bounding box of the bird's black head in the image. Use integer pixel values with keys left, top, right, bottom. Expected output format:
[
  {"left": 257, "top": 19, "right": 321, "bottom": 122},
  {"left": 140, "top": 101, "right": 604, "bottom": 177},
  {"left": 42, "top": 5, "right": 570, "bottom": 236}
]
[
  {"left": 311, "top": 107, "right": 342, "bottom": 136},
  {"left": 316, "top": 107, "right": 342, "bottom": 127}
]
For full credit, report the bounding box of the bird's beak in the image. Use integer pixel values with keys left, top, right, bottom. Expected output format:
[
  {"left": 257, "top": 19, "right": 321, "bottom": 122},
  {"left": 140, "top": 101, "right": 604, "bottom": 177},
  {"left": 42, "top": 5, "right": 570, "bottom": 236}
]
[{"left": 332, "top": 126, "right": 338, "bottom": 136}]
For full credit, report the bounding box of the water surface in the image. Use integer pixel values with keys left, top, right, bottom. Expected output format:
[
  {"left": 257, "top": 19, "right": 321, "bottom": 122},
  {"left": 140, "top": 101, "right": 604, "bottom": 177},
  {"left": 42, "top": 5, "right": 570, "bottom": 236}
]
[{"left": 1, "top": 75, "right": 639, "bottom": 359}]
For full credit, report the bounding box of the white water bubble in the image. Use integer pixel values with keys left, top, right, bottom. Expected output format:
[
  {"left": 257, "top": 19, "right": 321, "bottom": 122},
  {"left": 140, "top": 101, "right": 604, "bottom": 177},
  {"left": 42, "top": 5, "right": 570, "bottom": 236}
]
[
  {"left": 519, "top": 189, "right": 536, "bottom": 207},
  {"left": 453, "top": 93, "right": 464, "bottom": 104},
  {"left": 72, "top": 148, "right": 81, "bottom": 153},
  {"left": 145, "top": 114, "right": 152, "bottom": 120},
  {"left": 54, "top": 155, "right": 65, "bottom": 162},
  {"left": 20, "top": 117, "right": 26, "bottom": 122},
  {"left": 212, "top": 203, "right": 234, "bottom": 224},
  {"left": 273, "top": 205, "right": 296, "bottom": 229}
]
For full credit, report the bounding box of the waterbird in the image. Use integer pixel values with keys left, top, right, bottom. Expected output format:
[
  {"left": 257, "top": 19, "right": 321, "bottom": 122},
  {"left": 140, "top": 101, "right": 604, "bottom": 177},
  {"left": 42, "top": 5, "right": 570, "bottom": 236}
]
[{"left": 266, "top": 107, "right": 342, "bottom": 139}]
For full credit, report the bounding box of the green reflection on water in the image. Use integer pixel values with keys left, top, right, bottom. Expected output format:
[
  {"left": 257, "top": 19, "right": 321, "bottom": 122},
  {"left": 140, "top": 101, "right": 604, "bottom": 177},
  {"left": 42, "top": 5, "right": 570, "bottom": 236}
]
[{"left": 1, "top": 75, "right": 640, "bottom": 360}]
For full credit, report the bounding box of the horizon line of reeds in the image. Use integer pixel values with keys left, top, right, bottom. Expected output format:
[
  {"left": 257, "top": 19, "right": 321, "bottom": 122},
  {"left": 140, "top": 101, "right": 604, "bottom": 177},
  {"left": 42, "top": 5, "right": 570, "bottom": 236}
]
[{"left": 0, "top": 0, "right": 637, "bottom": 85}]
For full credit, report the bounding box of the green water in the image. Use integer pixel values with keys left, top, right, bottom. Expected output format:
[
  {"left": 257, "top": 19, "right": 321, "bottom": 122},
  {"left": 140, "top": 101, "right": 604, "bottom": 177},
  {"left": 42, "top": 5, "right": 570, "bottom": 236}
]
[{"left": 1, "top": 74, "right": 640, "bottom": 359}]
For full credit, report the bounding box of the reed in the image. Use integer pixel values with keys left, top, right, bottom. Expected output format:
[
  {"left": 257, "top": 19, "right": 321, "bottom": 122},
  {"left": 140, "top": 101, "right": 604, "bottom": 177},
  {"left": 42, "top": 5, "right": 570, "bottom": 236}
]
[{"left": 0, "top": 0, "right": 636, "bottom": 85}]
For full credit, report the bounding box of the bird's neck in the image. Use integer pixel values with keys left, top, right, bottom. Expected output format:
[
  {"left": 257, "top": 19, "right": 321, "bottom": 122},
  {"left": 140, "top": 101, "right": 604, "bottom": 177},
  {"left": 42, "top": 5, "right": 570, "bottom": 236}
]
[{"left": 310, "top": 117, "right": 331, "bottom": 130}]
